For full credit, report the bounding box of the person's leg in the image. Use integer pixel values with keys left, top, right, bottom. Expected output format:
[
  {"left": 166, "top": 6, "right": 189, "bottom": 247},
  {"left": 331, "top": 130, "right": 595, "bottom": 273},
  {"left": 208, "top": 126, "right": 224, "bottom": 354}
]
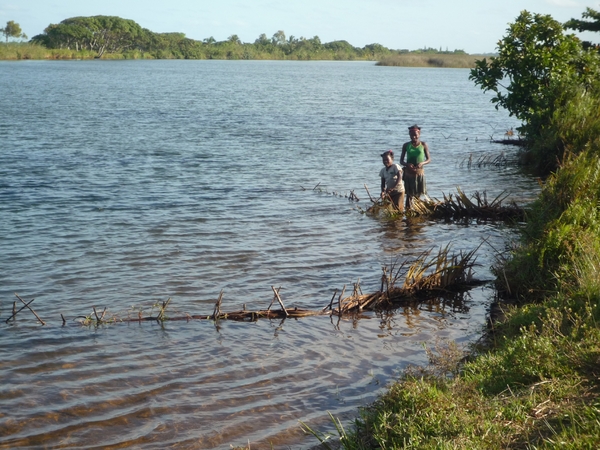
[
  {"left": 405, "top": 194, "right": 412, "bottom": 210},
  {"left": 395, "top": 191, "right": 405, "bottom": 213}
]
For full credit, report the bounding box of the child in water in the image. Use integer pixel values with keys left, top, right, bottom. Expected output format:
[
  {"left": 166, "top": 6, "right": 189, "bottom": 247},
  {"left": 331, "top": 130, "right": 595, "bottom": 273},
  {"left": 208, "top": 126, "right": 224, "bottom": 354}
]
[{"left": 379, "top": 149, "right": 405, "bottom": 212}]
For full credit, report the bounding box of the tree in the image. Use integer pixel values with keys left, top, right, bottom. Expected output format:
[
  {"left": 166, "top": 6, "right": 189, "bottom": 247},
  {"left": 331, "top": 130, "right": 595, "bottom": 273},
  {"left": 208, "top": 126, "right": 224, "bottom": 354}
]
[
  {"left": 469, "top": 10, "right": 600, "bottom": 136},
  {"left": 0, "top": 20, "right": 27, "bottom": 43},
  {"left": 565, "top": 7, "right": 600, "bottom": 33},
  {"left": 254, "top": 33, "right": 269, "bottom": 46},
  {"left": 271, "top": 30, "right": 286, "bottom": 45},
  {"left": 565, "top": 7, "right": 600, "bottom": 49},
  {"left": 33, "top": 16, "right": 144, "bottom": 57},
  {"left": 227, "top": 34, "right": 241, "bottom": 45}
]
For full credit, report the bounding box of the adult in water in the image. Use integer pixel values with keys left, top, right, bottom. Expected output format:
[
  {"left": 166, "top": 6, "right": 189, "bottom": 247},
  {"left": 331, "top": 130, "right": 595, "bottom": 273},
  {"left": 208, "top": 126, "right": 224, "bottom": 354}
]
[{"left": 400, "top": 124, "right": 431, "bottom": 209}]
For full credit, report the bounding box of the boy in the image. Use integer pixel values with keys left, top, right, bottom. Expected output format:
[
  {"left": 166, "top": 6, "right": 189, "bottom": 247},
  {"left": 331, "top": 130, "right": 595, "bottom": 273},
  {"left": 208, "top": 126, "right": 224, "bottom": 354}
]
[{"left": 379, "top": 149, "right": 405, "bottom": 212}]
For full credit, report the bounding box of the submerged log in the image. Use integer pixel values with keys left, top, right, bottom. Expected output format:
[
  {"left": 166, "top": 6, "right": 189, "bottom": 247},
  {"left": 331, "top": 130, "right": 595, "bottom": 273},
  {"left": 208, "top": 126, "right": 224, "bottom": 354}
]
[{"left": 7, "top": 246, "right": 483, "bottom": 327}]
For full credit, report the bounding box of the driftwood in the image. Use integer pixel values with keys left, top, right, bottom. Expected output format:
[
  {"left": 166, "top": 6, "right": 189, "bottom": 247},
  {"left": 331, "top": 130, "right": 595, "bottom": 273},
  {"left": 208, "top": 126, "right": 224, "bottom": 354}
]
[
  {"left": 5, "top": 294, "right": 45, "bottom": 325},
  {"left": 5, "top": 246, "right": 481, "bottom": 327}
]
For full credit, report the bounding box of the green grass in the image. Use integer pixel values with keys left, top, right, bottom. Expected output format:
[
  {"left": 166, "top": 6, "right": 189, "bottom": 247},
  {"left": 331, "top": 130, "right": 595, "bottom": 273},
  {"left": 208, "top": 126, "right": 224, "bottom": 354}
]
[{"left": 0, "top": 42, "right": 99, "bottom": 60}]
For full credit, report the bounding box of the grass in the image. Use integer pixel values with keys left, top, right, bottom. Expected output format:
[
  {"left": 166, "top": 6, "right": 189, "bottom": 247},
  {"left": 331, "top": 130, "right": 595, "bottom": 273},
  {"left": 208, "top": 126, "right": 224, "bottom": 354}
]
[{"left": 0, "top": 42, "right": 100, "bottom": 60}]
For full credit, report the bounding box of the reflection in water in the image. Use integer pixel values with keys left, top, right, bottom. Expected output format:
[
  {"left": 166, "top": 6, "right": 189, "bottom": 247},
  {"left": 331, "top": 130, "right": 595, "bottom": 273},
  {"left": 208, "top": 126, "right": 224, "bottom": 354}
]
[{"left": 376, "top": 289, "right": 473, "bottom": 339}]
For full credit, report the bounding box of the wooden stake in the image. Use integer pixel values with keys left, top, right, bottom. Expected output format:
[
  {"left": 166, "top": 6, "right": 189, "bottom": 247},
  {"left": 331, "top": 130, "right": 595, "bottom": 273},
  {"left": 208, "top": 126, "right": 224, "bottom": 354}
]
[
  {"left": 323, "top": 289, "right": 338, "bottom": 312},
  {"left": 271, "top": 286, "right": 288, "bottom": 317},
  {"left": 267, "top": 286, "right": 282, "bottom": 312},
  {"left": 212, "top": 290, "right": 224, "bottom": 319},
  {"left": 15, "top": 293, "right": 45, "bottom": 325},
  {"left": 364, "top": 184, "right": 377, "bottom": 203},
  {"left": 338, "top": 285, "right": 346, "bottom": 316},
  {"left": 5, "top": 297, "right": 36, "bottom": 324},
  {"left": 157, "top": 298, "right": 171, "bottom": 321}
]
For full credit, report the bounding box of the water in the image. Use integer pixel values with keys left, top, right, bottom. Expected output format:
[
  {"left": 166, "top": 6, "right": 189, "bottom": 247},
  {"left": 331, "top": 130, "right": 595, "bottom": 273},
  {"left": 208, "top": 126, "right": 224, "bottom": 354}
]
[{"left": 0, "top": 60, "right": 537, "bottom": 449}]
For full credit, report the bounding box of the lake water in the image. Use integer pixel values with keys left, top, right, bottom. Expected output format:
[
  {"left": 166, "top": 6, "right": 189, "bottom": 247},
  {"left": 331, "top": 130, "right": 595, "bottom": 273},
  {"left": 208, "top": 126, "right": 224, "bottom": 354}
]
[{"left": 0, "top": 60, "right": 537, "bottom": 449}]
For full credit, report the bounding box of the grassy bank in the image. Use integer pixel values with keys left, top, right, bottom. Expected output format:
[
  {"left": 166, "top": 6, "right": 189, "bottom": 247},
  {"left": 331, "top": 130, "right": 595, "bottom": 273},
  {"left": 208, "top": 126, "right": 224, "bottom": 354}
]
[
  {"left": 376, "top": 53, "right": 486, "bottom": 68},
  {"left": 317, "top": 88, "right": 600, "bottom": 450},
  {"left": 0, "top": 42, "right": 99, "bottom": 60}
]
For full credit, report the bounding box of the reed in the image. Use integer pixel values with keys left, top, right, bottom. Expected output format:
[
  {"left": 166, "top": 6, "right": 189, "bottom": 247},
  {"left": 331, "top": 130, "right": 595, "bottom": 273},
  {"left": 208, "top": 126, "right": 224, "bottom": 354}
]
[
  {"left": 376, "top": 53, "right": 486, "bottom": 68},
  {"left": 0, "top": 42, "right": 100, "bottom": 60}
]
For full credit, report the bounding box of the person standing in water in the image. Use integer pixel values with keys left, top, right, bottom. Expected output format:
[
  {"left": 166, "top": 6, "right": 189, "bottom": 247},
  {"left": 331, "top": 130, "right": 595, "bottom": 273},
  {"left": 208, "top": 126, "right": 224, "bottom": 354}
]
[
  {"left": 379, "top": 149, "right": 405, "bottom": 212},
  {"left": 400, "top": 124, "right": 431, "bottom": 209}
]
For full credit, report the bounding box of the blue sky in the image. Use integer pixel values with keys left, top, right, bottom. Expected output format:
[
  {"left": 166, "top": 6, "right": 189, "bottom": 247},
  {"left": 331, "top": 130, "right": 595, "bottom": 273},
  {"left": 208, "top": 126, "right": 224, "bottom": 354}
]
[{"left": 1, "top": 0, "right": 598, "bottom": 54}]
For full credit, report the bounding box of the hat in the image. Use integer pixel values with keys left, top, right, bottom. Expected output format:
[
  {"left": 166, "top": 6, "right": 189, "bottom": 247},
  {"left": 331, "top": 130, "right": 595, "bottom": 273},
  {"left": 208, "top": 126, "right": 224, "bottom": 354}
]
[
  {"left": 408, "top": 124, "right": 421, "bottom": 130},
  {"left": 381, "top": 149, "right": 394, "bottom": 158}
]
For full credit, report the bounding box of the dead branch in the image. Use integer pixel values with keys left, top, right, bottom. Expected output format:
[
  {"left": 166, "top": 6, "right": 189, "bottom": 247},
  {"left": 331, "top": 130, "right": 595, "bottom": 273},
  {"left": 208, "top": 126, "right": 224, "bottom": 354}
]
[
  {"left": 15, "top": 293, "right": 45, "bottom": 325},
  {"left": 5, "top": 297, "right": 36, "bottom": 324}
]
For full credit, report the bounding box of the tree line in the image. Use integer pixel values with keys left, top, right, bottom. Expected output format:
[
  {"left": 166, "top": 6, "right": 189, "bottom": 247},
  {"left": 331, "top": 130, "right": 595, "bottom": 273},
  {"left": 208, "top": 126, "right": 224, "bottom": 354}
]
[{"left": 14, "top": 15, "right": 467, "bottom": 60}]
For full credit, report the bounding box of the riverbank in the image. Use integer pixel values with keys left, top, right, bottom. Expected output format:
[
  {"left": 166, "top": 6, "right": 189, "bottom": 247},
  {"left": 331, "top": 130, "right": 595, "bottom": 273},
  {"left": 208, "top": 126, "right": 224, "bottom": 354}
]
[{"left": 325, "top": 104, "right": 600, "bottom": 449}]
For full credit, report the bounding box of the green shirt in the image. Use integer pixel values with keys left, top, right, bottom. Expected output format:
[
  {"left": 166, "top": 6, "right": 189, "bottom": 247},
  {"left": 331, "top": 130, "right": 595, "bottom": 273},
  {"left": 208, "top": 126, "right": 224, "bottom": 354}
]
[{"left": 405, "top": 143, "right": 426, "bottom": 165}]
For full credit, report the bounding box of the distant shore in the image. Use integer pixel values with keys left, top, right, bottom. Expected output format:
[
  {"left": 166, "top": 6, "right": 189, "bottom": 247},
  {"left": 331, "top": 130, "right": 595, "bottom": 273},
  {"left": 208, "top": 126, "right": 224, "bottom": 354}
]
[{"left": 0, "top": 42, "right": 490, "bottom": 68}]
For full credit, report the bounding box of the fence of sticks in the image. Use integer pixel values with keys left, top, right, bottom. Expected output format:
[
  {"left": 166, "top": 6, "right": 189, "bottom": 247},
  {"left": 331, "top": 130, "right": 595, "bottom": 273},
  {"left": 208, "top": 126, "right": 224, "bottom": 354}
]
[{"left": 5, "top": 245, "right": 480, "bottom": 327}]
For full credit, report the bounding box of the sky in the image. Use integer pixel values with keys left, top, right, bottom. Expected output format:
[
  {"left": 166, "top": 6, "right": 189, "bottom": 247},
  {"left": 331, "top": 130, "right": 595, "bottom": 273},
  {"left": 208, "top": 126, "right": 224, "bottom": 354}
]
[{"left": 1, "top": 0, "right": 599, "bottom": 54}]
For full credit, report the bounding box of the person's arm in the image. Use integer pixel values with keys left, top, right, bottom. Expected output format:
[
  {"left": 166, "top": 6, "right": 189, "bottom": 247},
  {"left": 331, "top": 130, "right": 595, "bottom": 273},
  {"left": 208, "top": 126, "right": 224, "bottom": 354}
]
[
  {"left": 400, "top": 143, "right": 416, "bottom": 172},
  {"left": 381, "top": 176, "right": 386, "bottom": 196},
  {"left": 400, "top": 143, "right": 408, "bottom": 168},
  {"left": 417, "top": 142, "right": 431, "bottom": 169}
]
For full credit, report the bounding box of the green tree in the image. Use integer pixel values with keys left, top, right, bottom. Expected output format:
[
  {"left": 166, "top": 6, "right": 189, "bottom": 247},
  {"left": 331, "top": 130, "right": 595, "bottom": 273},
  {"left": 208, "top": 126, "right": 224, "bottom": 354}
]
[
  {"left": 254, "top": 33, "right": 270, "bottom": 46},
  {"left": 565, "top": 7, "right": 600, "bottom": 49},
  {"left": 0, "top": 20, "right": 27, "bottom": 43},
  {"left": 469, "top": 10, "right": 599, "bottom": 136},
  {"left": 33, "top": 16, "right": 144, "bottom": 57},
  {"left": 227, "top": 34, "right": 241, "bottom": 45},
  {"left": 564, "top": 7, "right": 600, "bottom": 33}
]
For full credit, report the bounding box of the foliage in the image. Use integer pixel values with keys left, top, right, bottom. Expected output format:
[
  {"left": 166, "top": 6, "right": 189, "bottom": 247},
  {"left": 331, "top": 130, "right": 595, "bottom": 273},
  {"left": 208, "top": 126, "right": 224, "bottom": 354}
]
[
  {"left": 31, "top": 15, "right": 146, "bottom": 57},
  {"left": 24, "top": 14, "right": 470, "bottom": 62},
  {"left": 469, "top": 10, "right": 600, "bottom": 159},
  {"left": 565, "top": 7, "right": 600, "bottom": 35},
  {"left": 0, "top": 20, "right": 27, "bottom": 43}
]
